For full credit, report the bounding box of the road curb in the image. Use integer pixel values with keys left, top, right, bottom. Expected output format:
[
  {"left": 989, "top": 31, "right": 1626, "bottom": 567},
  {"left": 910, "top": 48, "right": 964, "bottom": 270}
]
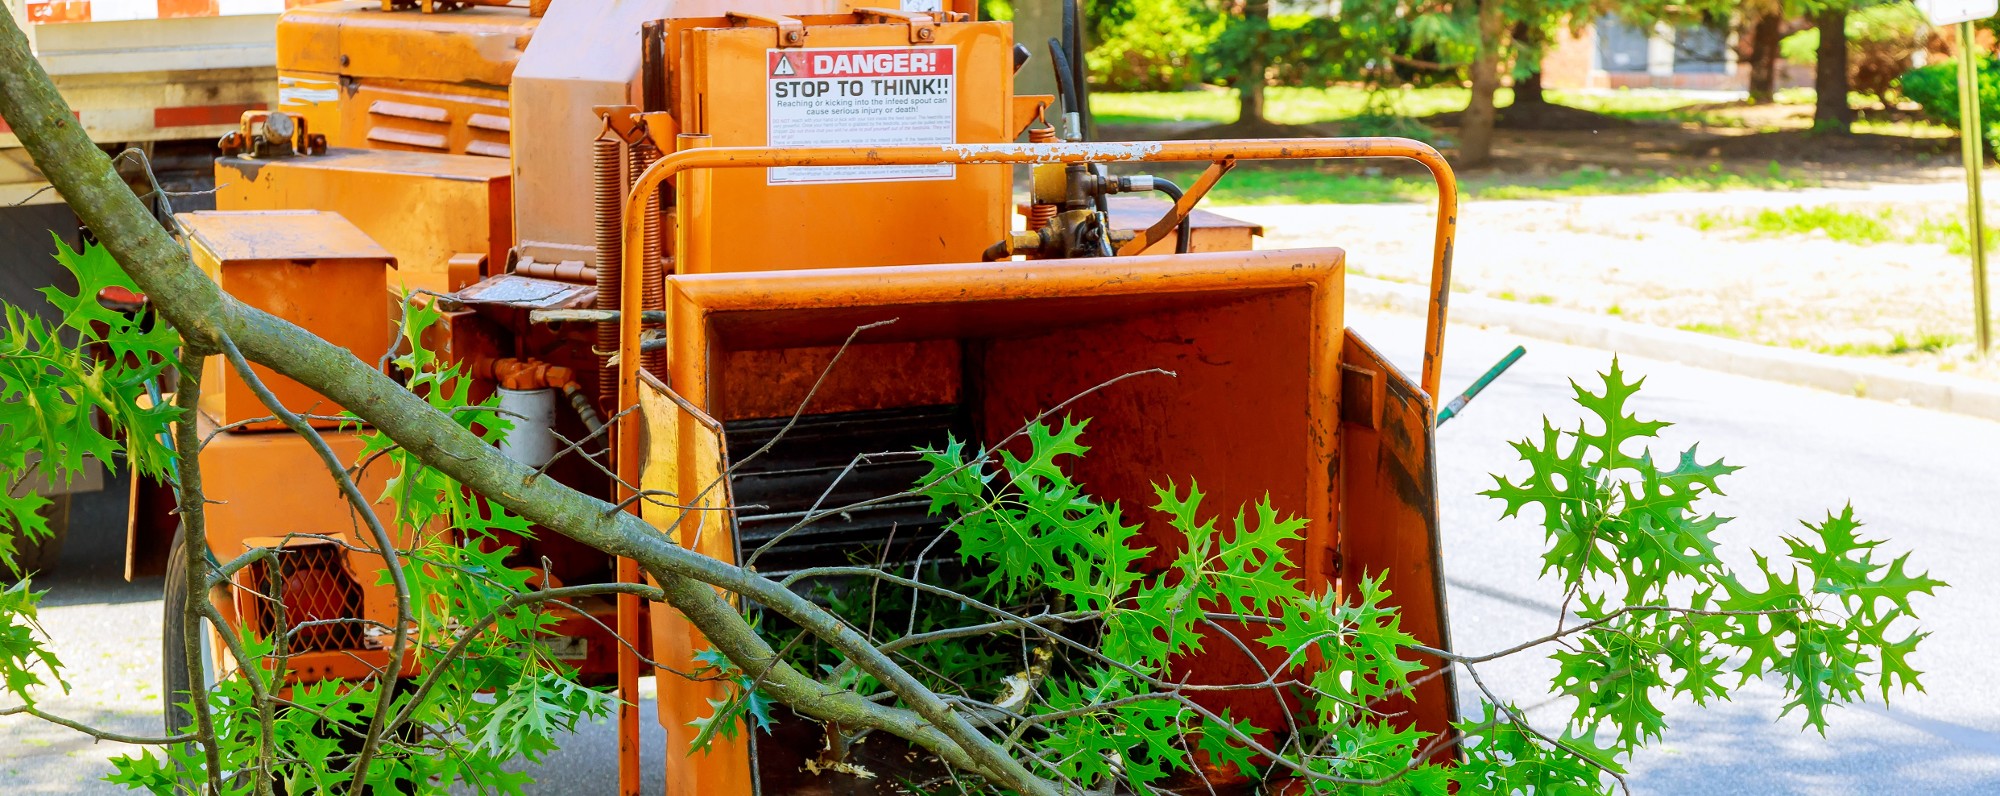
[{"left": 1348, "top": 276, "right": 2000, "bottom": 422}]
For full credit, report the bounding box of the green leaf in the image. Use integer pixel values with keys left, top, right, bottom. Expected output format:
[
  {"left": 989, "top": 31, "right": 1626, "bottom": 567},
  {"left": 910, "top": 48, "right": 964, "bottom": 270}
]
[
  {"left": 1195, "top": 709, "right": 1263, "bottom": 779},
  {"left": 1453, "top": 702, "right": 1616, "bottom": 795}
]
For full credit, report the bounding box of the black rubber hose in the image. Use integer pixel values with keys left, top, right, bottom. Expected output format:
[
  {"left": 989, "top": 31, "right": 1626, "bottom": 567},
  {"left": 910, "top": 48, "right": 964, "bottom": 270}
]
[
  {"left": 1065, "top": 0, "right": 1092, "bottom": 140},
  {"left": 1151, "top": 178, "right": 1193, "bottom": 254},
  {"left": 1047, "top": 38, "right": 1078, "bottom": 121}
]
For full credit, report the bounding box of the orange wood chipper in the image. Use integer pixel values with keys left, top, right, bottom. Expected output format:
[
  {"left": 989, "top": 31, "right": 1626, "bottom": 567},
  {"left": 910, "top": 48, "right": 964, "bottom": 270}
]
[{"left": 123, "top": 0, "right": 1464, "bottom": 792}]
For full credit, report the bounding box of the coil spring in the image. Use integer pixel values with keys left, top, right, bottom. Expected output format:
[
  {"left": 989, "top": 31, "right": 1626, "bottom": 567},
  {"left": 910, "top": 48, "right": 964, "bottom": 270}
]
[
  {"left": 630, "top": 141, "right": 666, "bottom": 375},
  {"left": 1025, "top": 124, "right": 1060, "bottom": 231},
  {"left": 591, "top": 138, "right": 623, "bottom": 408}
]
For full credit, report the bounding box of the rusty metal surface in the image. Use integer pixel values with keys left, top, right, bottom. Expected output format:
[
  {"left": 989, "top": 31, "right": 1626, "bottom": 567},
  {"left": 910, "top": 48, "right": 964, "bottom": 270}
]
[
  {"left": 1336, "top": 329, "right": 1458, "bottom": 751},
  {"left": 644, "top": 248, "right": 1350, "bottom": 787}
]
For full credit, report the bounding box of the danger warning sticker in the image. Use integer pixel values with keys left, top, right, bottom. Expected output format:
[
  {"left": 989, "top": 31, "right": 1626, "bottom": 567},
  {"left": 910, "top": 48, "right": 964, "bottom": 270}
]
[{"left": 766, "top": 46, "right": 956, "bottom": 185}]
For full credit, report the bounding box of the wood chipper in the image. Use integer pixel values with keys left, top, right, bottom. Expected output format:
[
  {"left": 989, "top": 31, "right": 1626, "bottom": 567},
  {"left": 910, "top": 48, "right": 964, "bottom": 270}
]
[{"left": 122, "top": 0, "right": 1464, "bottom": 792}]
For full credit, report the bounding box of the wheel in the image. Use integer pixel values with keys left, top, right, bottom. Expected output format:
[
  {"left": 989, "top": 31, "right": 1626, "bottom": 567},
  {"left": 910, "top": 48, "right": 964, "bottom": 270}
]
[
  {"left": 161, "top": 525, "right": 217, "bottom": 736},
  {"left": 2, "top": 493, "right": 70, "bottom": 581}
]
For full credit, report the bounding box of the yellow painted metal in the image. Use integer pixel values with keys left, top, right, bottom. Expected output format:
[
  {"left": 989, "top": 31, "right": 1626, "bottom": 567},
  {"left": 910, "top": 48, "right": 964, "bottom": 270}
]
[
  {"left": 214, "top": 148, "right": 512, "bottom": 294},
  {"left": 275, "top": 0, "right": 532, "bottom": 157},
  {"left": 673, "top": 17, "right": 1015, "bottom": 272},
  {"left": 178, "top": 210, "right": 393, "bottom": 431}
]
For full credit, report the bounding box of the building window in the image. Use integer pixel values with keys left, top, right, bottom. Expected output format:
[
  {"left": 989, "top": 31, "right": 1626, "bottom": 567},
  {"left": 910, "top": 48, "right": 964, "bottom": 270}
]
[
  {"left": 1596, "top": 15, "right": 1649, "bottom": 73},
  {"left": 1673, "top": 19, "right": 1729, "bottom": 74}
]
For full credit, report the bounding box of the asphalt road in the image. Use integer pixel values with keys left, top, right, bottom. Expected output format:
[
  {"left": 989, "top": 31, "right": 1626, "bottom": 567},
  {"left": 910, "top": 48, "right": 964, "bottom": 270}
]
[{"left": 4, "top": 311, "right": 1996, "bottom": 794}]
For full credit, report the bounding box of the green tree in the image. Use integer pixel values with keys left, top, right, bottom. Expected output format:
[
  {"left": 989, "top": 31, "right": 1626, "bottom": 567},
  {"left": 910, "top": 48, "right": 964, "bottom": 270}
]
[
  {"left": 1746, "top": 0, "right": 1788, "bottom": 104},
  {"left": 1815, "top": 4, "right": 1857, "bottom": 131},
  {"left": 1381, "top": 0, "right": 1607, "bottom": 166}
]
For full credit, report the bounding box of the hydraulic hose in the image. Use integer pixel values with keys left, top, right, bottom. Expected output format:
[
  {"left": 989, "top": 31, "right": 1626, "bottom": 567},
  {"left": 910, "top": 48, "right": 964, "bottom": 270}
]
[
  {"left": 1063, "top": 0, "right": 1092, "bottom": 141},
  {"left": 1150, "top": 177, "right": 1193, "bottom": 254},
  {"left": 1046, "top": 38, "right": 1079, "bottom": 133}
]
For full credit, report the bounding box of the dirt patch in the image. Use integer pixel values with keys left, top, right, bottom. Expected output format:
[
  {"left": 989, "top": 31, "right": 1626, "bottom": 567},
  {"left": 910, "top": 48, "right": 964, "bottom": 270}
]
[
  {"left": 1691, "top": 130, "right": 1961, "bottom": 164},
  {"left": 1422, "top": 101, "right": 1640, "bottom": 131},
  {"left": 1171, "top": 118, "right": 1343, "bottom": 140}
]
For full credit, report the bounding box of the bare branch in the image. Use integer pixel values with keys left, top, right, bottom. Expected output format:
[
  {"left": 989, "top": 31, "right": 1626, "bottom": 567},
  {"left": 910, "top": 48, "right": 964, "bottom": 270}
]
[{"left": 0, "top": 704, "right": 195, "bottom": 745}]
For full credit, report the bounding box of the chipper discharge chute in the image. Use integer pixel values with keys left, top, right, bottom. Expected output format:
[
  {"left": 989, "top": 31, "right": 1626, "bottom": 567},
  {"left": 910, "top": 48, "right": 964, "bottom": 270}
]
[{"left": 123, "top": 0, "right": 1464, "bottom": 792}]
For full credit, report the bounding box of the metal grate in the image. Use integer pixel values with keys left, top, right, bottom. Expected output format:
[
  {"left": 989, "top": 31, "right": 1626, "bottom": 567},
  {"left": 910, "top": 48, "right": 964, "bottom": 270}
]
[
  {"left": 239, "top": 542, "right": 365, "bottom": 654},
  {"left": 725, "top": 405, "right": 967, "bottom": 575}
]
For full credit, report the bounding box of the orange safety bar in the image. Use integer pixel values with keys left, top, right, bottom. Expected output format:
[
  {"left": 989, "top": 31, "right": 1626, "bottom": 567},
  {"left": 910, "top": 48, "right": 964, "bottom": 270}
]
[{"left": 607, "top": 137, "right": 1458, "bottom": 794}]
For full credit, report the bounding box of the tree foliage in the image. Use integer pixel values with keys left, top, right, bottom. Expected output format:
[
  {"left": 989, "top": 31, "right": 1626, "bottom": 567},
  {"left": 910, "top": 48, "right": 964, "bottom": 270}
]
[
  {"left": 1484, "top": 360, "right": 1943, "bottom": 746},
  {"left": 2, "top": 237, "right": 179, "bottom": 708}
]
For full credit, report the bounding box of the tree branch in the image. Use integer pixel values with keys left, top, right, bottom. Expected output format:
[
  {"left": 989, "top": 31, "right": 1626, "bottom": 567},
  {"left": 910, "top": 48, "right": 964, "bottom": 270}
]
[
  {"left": 0, "top": 704, "right": 195, "bottom": 746},
  {"left": 168, "top": 349, "right": 225, "bottom": 793},
  {"left": 0, "top": 17, "right": 1053, "bottom": 793}
]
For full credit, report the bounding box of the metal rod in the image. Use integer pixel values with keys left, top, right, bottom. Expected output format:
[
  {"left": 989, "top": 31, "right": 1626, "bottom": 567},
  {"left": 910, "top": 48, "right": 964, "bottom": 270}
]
[
  {"left": 1958, "top": 19, "right": 1991, "bottom": 355},
  {"left": 617, "top": 136, "right": 1458, "bottom": 399},
  {"left": 1437, "top": 345, "right": 1525, "bottom": 425},
  {"left": 527, "top": 308, "right": 665, "bottom": 324}
]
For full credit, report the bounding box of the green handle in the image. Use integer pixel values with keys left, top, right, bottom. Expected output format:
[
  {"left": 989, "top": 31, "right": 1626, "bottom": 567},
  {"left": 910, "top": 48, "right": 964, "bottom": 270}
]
[{"left": 1437, "top": 345, "right": 1526, "bottom": 425}]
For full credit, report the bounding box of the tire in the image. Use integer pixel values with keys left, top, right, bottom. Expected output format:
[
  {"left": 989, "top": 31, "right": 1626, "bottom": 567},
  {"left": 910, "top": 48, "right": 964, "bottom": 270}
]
[
  {"left": 161, "top": 525, "right": 215, "bottom": 736},
  {"left": 2, "top": 493, "right": 70, "bottom": 581}
]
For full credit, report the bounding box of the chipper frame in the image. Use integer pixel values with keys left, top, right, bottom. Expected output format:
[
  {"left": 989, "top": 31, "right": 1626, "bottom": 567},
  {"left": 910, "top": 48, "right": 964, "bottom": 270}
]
[{"left": 124, "top": 1, "right": 1464, "bottom": 793}]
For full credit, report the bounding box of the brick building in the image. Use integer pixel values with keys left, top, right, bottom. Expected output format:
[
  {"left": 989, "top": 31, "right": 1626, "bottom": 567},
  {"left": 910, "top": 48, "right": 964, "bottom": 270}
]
[{"left": 1540, "top": 14, "right": 1811, "bottom": 91}]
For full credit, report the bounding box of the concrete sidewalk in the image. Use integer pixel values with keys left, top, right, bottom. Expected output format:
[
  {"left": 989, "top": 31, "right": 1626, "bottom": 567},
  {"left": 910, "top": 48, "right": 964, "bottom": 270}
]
[{"left": 1352, "top": 276, "right": 2000, "bottom": 422}]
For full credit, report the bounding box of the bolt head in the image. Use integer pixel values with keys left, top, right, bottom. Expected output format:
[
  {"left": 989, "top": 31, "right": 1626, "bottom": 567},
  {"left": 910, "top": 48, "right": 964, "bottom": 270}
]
[{"left": 262, "top": 111, "right": 296, "bottom": 146}]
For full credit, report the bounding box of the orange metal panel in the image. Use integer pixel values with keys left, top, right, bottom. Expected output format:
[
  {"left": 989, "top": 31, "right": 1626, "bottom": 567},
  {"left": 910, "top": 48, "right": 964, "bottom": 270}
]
[
  {"left": 191, "top": 412, "right": 402, "bottom": 635},
  {"left": 179, "top": 211, "right": 393, "bottom": 430},
  {"left": 616, "top": 138, "right": 1455, "bottom": 792},
  {"left": 677, "top": 19, "right": 1014, "bottom": 271},
  {"left": 649, "top": 249, "right": 1347, "bottom": 791},
  {"left": 214, "top": 148, "right": 512, "bottom": 293},
  {"left": 274, "top": 0, "right": 530, "bottom": 157},
  {"left": 636, "top": 374, "right": 752, "bottom": 796},
  {"left": 276, "top": 1, "right": 533, "bottom": 86},
  {"left": 623, "top": 138, "right": 1458, "bottom": 399},
  {"left": 1336, "top": 330, "right": 1459, "bottom": 750}
]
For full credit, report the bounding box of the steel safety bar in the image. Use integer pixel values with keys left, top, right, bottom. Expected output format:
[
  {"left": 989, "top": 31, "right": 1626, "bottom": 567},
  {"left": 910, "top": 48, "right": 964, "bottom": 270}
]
[
  {"left": 618, "top": 137, "right": 1456, "bottom": 408},
  {"left": 608, "top": 140, "right": 1458, "bottom": 786}
]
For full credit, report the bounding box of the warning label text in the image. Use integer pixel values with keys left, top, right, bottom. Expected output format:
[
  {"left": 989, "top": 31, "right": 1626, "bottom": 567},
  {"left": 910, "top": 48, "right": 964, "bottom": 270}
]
[{"left": 767, "top": 46, "right": 957, "bottom": 185}]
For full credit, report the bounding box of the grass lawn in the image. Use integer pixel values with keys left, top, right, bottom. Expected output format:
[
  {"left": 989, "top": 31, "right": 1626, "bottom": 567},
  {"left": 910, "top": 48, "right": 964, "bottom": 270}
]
[
  {"left": 1090, "top": 85, "right": 1735, "bottom": 126},
  {"left": 1142, "top": 161, "right": 1815, "bottom": 205},
  {"left": 1686, "top": 203, "right": 1998, "bottom": 256},
  {"left": 1091, "top": 86, "right": 1500, "bottom": 125},
  {"left": 1094, "top": 84, "right": 1954, "bottom": 135}
]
